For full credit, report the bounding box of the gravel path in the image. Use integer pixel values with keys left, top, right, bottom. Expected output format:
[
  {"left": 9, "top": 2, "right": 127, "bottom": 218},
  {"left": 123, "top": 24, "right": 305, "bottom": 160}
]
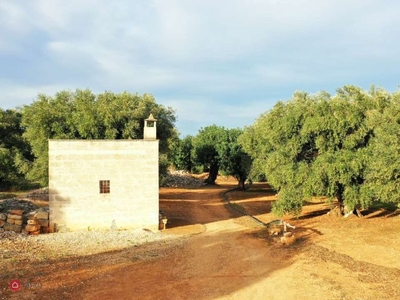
[{"left": 1, "top": 228, "right": 180, "bottom": 267}]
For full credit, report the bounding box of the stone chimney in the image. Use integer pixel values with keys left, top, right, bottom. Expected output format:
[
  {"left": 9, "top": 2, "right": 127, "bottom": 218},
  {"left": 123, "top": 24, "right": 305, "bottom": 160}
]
[{"left": 144, "top": 113, "right": 157, "bottom": 140}]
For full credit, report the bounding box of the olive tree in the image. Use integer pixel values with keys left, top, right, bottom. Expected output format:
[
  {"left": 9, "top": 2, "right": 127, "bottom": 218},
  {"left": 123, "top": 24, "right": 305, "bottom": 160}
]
[
  {"left": 22, "top": 89, "right": 177, "bottom": 186},
  {"left": 0, "top": 108, "right": 33, "bottom": 189},
  {"left": 193, "top": 125, "right": 252, "bottom": 189},
  {"left": 170, "top": 135, "right": 194, "bottom": 173},
  {"left": 240, "top": 85, "right": 399, "bottom": 216},
  {"left": 193, "top": 125, "right": 226, "bottom": 184}
]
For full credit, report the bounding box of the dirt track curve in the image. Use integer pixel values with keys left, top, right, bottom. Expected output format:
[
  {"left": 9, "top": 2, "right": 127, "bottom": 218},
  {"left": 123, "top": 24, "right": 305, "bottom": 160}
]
[
  {"left": 3, "top": 178, "right": 400, "bottom": 300},
  {"left": 77, "top": 183, "right": 278, "bottom": 300}
]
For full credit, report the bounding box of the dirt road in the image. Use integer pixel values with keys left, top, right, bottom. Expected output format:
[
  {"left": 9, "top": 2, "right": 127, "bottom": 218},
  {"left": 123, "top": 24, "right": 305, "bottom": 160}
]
[
  {"left": 3, "top": 177, "right": 400, "bottom": 299},
  {"left": 81, "top": 184, "right": 285, "bottom": 300}
]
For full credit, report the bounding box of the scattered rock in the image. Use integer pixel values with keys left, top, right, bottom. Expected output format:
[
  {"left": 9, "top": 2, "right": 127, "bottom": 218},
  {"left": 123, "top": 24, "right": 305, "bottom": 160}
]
[
  {"left": 0, "top": 198, "right": 40, "bottom": 213},
  {"left": 280, "top": 232, "right": 296, "bottom": 245},
  {"left": 161, "top": 172, "right": 206, "bottom": 188},
  {"left": 25, "top": 188, "right": 49, "bottom": 201}
]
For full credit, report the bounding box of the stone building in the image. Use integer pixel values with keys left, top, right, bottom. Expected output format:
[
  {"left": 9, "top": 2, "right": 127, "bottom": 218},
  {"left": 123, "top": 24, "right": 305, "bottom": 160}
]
[{"left": 48, "top": 114, "right": 159, "bottom": 232}]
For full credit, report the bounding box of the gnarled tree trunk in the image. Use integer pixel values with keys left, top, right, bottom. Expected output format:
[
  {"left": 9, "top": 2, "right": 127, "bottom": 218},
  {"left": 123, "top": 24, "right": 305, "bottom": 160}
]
[
  {"left": 237, "top": 178, "right": 246, "bottom": 190},
  {"left": 336, "top": 183, "right": 345, "bottom": 216},
  {"left": 204, "top": 164, "right": 219, "bottom": 185}
]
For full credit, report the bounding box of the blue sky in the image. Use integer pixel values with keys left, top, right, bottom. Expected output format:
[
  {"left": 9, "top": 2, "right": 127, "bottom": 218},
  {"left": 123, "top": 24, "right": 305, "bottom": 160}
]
[{"left": 1, "top": 1, "right": 399, "bottom": 136}]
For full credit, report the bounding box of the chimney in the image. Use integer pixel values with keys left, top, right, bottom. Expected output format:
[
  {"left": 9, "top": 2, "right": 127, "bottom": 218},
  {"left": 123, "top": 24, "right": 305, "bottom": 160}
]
[{"left": 144, "top": 113, "right": 157, "bottom": 140}]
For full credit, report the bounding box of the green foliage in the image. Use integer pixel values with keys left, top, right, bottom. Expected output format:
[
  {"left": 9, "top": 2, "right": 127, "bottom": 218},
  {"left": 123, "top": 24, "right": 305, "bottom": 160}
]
[
  {"left": 363, "top": 88, "right": 400, "bottom": 204},
  {"left": 158, "top": 153, "right": 170, "bottom": 185},
  {"left": 240, "top": 85, "right": 400, "bottom": 216},
  {"left": 193, "top": 125, "right": 252, "bottom": 188},
  {"left": 194, "top": 125, "right": 225, "bottom": 166},
  {"left": 0, "top": 108, "right": 33, "bottom": 190},
  {"left": 218, "top": 128, "right": 252, "bottom": 189},
  {"left": 170, "top": 135, "right": 194, "bottom": 172},
  {"left": 193, "top": 125, "right": 226, "bottom": 184},
  {"left": 21, "top": 89, "right": 177, "bottom": 185}
]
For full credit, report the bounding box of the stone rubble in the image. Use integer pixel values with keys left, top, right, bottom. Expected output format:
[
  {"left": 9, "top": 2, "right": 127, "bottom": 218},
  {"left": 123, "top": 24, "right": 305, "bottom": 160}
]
[
  {"left": 0, "top": 199, "right": 50, "bottom": 235},
  {"left": 0, "top": 198, "right": 40, "bottom": 212},
  {"left": 25, "top": 188, "right": 49, "bottom": 201},
  {"left": 161, "top": 172, "right": 206, "bottom": 188}
]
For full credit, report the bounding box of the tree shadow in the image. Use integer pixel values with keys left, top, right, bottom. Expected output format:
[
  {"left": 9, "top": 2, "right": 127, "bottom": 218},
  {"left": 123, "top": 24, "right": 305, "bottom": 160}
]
[
  {"left": 296, "top": 208, "right": 331, "bottom": 220},
  {"left": 302, "top": 200, "right": 330, "bottom": 206},
  {"left": 2, "top": 180, "right": 329, "bottom": 300},
  {"left": 362, "top": 208, "right": 400, "bottom": 219},
  {"left": 1, "top": 226, "right": 314, "bottom": 300},
  {"left": 163, "top": 216, "right": 192, "bottom": 228}
]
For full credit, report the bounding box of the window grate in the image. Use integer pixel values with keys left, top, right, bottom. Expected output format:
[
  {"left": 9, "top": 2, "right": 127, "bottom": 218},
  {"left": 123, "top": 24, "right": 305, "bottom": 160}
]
[{"left": 99, "top": 180, "right": 110, "bottom": 194}]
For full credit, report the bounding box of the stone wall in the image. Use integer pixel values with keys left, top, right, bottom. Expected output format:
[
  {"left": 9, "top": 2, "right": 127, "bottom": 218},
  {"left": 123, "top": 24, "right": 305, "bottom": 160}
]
[
  {"left": 49, "top": 140, "right": 159, "bottom": 232},
  {"left": 0, "top": 207, "right": 50, "bottom": 234}
]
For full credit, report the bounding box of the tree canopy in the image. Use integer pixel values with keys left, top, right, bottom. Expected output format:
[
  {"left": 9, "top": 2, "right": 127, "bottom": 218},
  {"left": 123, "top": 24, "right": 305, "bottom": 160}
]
[
  {"left": 170, "top": 135, "right": 194, "bottom": 173},
  {"left": 0, "top": 108, "right": 33, "bottom": 189},
  {"left": 218, "top": 128, "right": 252, "bottom": 190},
  {"left": 240, "top": 85, "right": 400, "bottom": 216},
  {"left": 21, "top": 89, "right": 177, "bottom": 185},
  {"left": 193, "top": 125, "right": 251, "bottom": 189}
]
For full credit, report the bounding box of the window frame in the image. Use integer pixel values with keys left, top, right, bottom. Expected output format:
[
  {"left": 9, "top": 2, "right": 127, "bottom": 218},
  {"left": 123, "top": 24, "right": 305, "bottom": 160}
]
[{"left": 99, "top": 180, "right": 110, "bottom": 194}]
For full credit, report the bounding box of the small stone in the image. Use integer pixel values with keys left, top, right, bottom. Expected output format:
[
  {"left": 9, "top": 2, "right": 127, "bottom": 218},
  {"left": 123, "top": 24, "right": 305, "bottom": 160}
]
[
  {"left": 14, "top": 219, "right": 23, "bottom": 225},
  {"left": 110, "top": 220, "right": 117, "bottom": 231},
  {"left": 25, "top": 224, "right": 41, "bottom": 232},
  {"left": 35, "top": 211, "right": 49, "bottom": 219},
  {"left": 7, "top": 214, "right": 23, "bottom": 220},
  {"left": 37, "top": 219, "right": 49, "bottom": 227},
  {"left": 10, "top": 209, "right": 24, "bottom": 216}
]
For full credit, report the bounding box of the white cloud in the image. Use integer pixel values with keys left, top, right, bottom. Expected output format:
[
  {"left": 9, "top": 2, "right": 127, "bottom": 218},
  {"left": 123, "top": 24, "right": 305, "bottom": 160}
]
[
  {"left": 1, "top": 0, "right": 400, "bottom": 134},
  {"left": 0, "top": 81, "right": 70, "bottom": 109}
]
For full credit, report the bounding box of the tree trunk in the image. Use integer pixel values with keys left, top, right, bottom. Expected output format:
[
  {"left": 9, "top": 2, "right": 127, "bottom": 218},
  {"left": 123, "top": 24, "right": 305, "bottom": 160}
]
[
  {"left": 336, "top": 183, "right": 345, "bottom": 216},
  {"left": 204, "top": 164, "right": 219, "bottom": 185},
  {"left": 237, "top": 178, "right": 246, "bottom": 190}
]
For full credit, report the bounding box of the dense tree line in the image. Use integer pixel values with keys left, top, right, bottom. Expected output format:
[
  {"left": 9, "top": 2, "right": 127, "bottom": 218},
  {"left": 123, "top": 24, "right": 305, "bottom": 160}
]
[
  {"left": 240, "top": 85, "right": 400, "bottom": 216},
  {"left": 0, "top": 108, "right": 33, "bottom": 189},
  {"left": 169, "top": 135, "right": 194, "bottom": 173},
  {"left": 3, "top": 84, "right": 400, "bottom": 219},
  {"left": 0, "top": 89, "right": 177, "bottom": 188},
  {"left": 170, "top": 125, "right": 252, "bottom": 190}
]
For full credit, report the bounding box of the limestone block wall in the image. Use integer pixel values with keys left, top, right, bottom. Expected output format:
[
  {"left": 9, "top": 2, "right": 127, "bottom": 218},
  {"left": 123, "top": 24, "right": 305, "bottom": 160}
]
[{"left": 49, "top": 140, "right": 159, "bottom": 232}]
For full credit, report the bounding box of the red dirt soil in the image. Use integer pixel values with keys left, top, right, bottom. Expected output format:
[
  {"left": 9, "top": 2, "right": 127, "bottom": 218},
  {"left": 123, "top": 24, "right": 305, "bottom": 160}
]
[{"left": 2, "top": 176, "right": 400, "bottom": 300}]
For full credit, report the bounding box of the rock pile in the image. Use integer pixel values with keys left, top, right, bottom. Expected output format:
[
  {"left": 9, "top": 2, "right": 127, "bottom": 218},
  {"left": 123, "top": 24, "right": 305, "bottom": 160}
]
[
  {"left": 2, "top": 209, "right": 24, "bottom": 233},
  {"left": 25, "top": 188, "right": 49, "bottom": 201},
  {"left": 25, "top": 209, "right": 50, "bottom": 235},
  {"left": 161, "top": 173, "right": 206, "bottom": 188},
  {"left": 0, "top": 198, "right": 39, "bottom": 213},
  {"left": 0, "top": 199, "right": 50, "bottom": 235},
  {"left": 0, "top": 212, "right": 7, "bottom": 229}
]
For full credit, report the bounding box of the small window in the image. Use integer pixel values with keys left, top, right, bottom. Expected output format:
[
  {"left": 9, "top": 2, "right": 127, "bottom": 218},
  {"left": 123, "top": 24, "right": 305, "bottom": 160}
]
[{"left": 99, "top": 180, "right": 110, "bottom": 194}]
